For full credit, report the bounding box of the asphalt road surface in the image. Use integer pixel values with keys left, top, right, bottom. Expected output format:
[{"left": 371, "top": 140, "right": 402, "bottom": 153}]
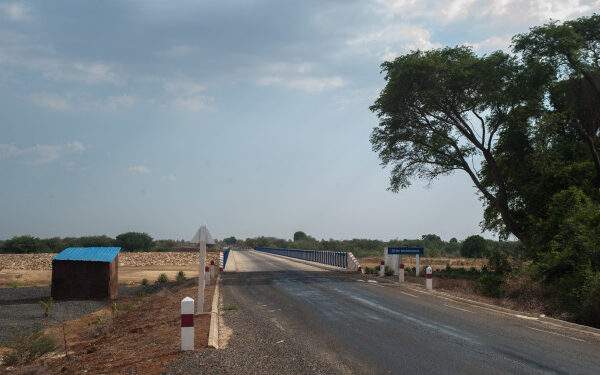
[{"left": 168, "top": 249, "right": 600, "bottom": 375}]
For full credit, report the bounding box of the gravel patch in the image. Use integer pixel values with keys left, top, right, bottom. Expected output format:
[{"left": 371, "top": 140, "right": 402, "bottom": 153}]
[
  {"left": 0, "top": 283, "right": 178, "bottom": 345},
  {"left": 164, "top": 273, "right": 350, "bottom": 375}
]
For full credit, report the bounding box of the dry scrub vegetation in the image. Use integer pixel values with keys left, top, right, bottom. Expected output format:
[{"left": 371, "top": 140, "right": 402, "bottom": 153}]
[{"left": 0, "top": 280, "right": 214, "bottom": 374}]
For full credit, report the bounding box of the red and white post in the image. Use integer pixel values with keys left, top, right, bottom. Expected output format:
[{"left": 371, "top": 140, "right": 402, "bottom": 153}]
[
  {"left": 181, "top": 297, "right": 194, "bottom": 351},
  {"left": 210, "top": 260, "right": 216, "bottom": 279},
  {"left": 399, "top": 263, "right": 405, "bottom": 282},
  {"left": 379, "top": 260, "right": 385, "bottom": 277},
  {"left": 426, "top": 266, "right": 432, "bottom": 290},
  {"left": 205, "top": 266, "right": 210, "bottom": 285}
]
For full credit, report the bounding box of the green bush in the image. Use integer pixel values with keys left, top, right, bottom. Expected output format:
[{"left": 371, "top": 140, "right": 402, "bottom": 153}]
[
  {"left": 384, "top": 266, "right": 394, "bottom": 276},
  {"left": 156, "top": 273, "right": 169, "bottom": 283},
  {"left": 176, "top": 271, "right": 186, "bottom": 282},
  {"left": 141, "top": 278, "right": 149, "bottom": 286},
  {"left": 478, "top": 274, "right": 505, "bottom": 298},
  {"left": 363, "top": 266, "right": 377, "bottom": 274},
  {"left": 3, "top": 325, "right": 57, "bottom": 365},
  {"left": 488, "top": 250, "right": 512, "bottom": 275}
]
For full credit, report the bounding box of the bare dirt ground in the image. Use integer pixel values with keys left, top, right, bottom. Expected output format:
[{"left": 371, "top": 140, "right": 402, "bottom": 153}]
[
  {"left": 0, "top": 251, "right": 222, "bottom": 287},
  {"left": 0, "top": 279, "right": 214, "bottom": 374}
]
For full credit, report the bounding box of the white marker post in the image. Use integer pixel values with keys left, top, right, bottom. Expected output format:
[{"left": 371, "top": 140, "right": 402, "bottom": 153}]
[
  {"left": 210, "top": 260, "right": 216, "bottom": 279},
  {"left": 379, "top": 260, "right": 385, "bottom": 277},
  {"left": 415, "top": 254, "right": 420, "bottom": 277},
  {"left": 399, "top": 263, "right": 405, "bottom": 282},
  {"left": 181, "top": 297, "right": 194, "bottom": 351},
  {"left": 204, "top": 266, "right": 210, "bottom": 285},
  {"left": 426, "top": 266, "right": 432, "bottom": 290}
]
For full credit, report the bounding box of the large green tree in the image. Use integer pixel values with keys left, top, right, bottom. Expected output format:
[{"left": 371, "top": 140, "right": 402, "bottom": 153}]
[
  {"left": 513, "top": 15, "right": 600, "bottom": 187},
  {"left": 115, "top": 232, "right": 153, "bottom": 252},
  {"left": 370, "top": 47, "right": 547, "bottom": 242}
]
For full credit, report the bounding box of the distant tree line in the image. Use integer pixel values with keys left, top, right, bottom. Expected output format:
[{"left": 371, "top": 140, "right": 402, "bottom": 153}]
[
  {"left": 0, "top": 232, "right": 176, "bottom": 254},
  {"left": 238, "top": 232, "right": 516, "bottom": 259}
]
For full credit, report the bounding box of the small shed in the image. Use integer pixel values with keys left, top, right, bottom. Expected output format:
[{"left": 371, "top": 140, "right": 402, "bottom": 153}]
[{"left": 51, "top": 247, "right": 121, "bottom": 300}]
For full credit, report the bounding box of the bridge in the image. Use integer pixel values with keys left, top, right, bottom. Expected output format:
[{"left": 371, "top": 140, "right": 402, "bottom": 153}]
[{"left": 201, "top": 248, "right": 600, "bottom": 374}]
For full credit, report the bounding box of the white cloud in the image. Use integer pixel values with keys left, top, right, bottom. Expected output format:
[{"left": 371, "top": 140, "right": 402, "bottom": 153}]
[
  {"left": 163, "top": 175, "right": 176, "bottom": 181},
  {"left": 30, "top": 92, "right": 72, "bottom": 111},
  {"left": 465, "top": 35, "right": 512, "bottom": 52},
  {"left": 128, "top": 166, "right": 150, "bottom": 174},
  {"left": 43, "top": 62, "right": 120, "bottom": 84},
  {"left": 30, "top": 92, "right": 137, "bottom": 111},
  {"left": 162, "top": 45, "right": 196, "bottom": 57},
  {"left": 257, "top": 75, "right": 345, "bottom": 93},
  {"left": 255, "top": 61, "right": 345, "bottom": 92},
  {"left": 170, "top": 95, "right": 213, "bottom": 111},
  {"left": 346, "top": 25, "right": 441, "bottom": 60},
  {"left": 163, "top": 81, "right": 205, "bottom": 96},
  {"left": 0, "top": 3, "right": 30, "bottom": 21},
  {"left": 372, "top": 0, "right": 600, "bottom": 24},
  {"left": 106, "top": 95, "right": 136, "bottom": 109},
  {"left": 0, "top": 141, "right": 86, "bottom": 164}
]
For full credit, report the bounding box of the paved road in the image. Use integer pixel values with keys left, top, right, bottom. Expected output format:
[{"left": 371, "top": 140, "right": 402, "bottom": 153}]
[{"left": 168, "top": 249, "right": 600, "bottom": 374}]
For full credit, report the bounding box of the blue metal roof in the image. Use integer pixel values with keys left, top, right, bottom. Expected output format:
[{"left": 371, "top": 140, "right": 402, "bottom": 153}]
[{"left": 53, "top": 247, "right": 121, "bottom": 262}]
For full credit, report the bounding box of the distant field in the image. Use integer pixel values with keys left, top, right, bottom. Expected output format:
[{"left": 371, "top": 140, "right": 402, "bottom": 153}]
[
  {"left": 358, "top": 256, "right": 487, "bottom": 270},
  {"left": 0, "top": 252, "right": 221, "bottom": 287}
]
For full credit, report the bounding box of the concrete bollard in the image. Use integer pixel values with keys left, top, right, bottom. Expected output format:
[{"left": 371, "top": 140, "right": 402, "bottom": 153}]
[
  {"left": 399, "top": 263, "right": 405, "bottom": 283},
  {"left": 181, "top": 297, "right": 194, "bottom": 351},
  {"left": 426, "top": 266, "right": 432, "bottom": 290},
  {"left": 379, "top": 260, "right": 385, "bottom": 277},
  {"left": 210, "top": 260, "right": 216, "bottom": 279},
  {"left": 205, "top": 266, "right": 210, "bottom": 285}
]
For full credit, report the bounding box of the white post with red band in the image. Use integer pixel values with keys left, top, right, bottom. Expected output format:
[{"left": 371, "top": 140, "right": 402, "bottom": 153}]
[
  {"left": 205, "top": 266, "right": 210, "bottom": 285},
  {"left": 181, "top": 297, "right": 194, "bottom": 351},
  {"left": 379, "top": 260, "right": 385, "bottom": 277},
  {"left": 399, "top": 263, "right": 405, "bottom": 282},
  {"left": 426, "top": 266, "right": 432, "bottom": 290}
]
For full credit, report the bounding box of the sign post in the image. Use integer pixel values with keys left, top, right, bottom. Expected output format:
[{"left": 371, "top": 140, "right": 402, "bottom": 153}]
[
  {"left": 191, "top": 225, "right": 214, "bottom": 313},
  {"left": 386, "top": 247, "right": 424, "bottom": 277}
]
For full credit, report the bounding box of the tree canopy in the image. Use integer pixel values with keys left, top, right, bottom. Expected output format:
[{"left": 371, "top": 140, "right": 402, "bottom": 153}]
[{"left": 371, "top": 13, "right": 600, "bottom": 325}]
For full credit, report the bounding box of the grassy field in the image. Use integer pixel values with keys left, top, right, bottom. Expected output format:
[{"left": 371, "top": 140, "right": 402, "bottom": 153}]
[{"left": 358, "top": 256, "right": 487, "bottom": 271}]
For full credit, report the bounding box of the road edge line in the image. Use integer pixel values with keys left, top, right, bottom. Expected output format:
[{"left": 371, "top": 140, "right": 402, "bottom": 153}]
[
  {"left": 401, "top": 283, "right": 600, "bottom": 336},
  {"left": 208, "top": 274, "right": 221, "bottom": 349}
]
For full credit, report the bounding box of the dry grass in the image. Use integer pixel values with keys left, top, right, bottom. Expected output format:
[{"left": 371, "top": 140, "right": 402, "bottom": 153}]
[
  {"left": 1, "top": 280, "right": 214, "bottom": 374},
  {"left": 359, "top": 256, "right": 487, "bottom": 270}
]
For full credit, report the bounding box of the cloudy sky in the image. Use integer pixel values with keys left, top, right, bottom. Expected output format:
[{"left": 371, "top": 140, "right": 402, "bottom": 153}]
[{"left": 1, "top": 0, "right": 599, "bottom": 242}]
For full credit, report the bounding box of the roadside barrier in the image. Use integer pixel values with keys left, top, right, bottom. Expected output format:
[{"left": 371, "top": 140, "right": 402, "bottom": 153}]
[
  {"left": 253, "top": 247, "right": 357, "bottom": 270},
  {"left": 379, "top": 260, "right": 385, "bottom": 277},
  {"left": 222, "top": 247, "right": 231, "bottom": 270},
  {"left": 219, "top": 252, "right": 224, "bottom": 272},
  {"left": 181, "top": 297, "right": 194, "bottom": 351},
  {"left": 426, "top": 266, "right": 432, "bottom": 290},
  {"left": 399, "top": 263, "right": 404, "bottom": 282},
  {"left": 347, "top": 252, "right": 362, "bottom": 272}
]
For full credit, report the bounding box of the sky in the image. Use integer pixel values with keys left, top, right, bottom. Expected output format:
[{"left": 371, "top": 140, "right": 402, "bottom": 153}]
[{"left": 1, "top": 0, "right": 599, "bottom": 242}]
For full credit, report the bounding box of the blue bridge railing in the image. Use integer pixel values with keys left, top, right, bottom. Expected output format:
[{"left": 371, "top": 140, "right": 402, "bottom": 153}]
[{"left": 253, "top": 247, "right": 348, "bottom": 268}]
